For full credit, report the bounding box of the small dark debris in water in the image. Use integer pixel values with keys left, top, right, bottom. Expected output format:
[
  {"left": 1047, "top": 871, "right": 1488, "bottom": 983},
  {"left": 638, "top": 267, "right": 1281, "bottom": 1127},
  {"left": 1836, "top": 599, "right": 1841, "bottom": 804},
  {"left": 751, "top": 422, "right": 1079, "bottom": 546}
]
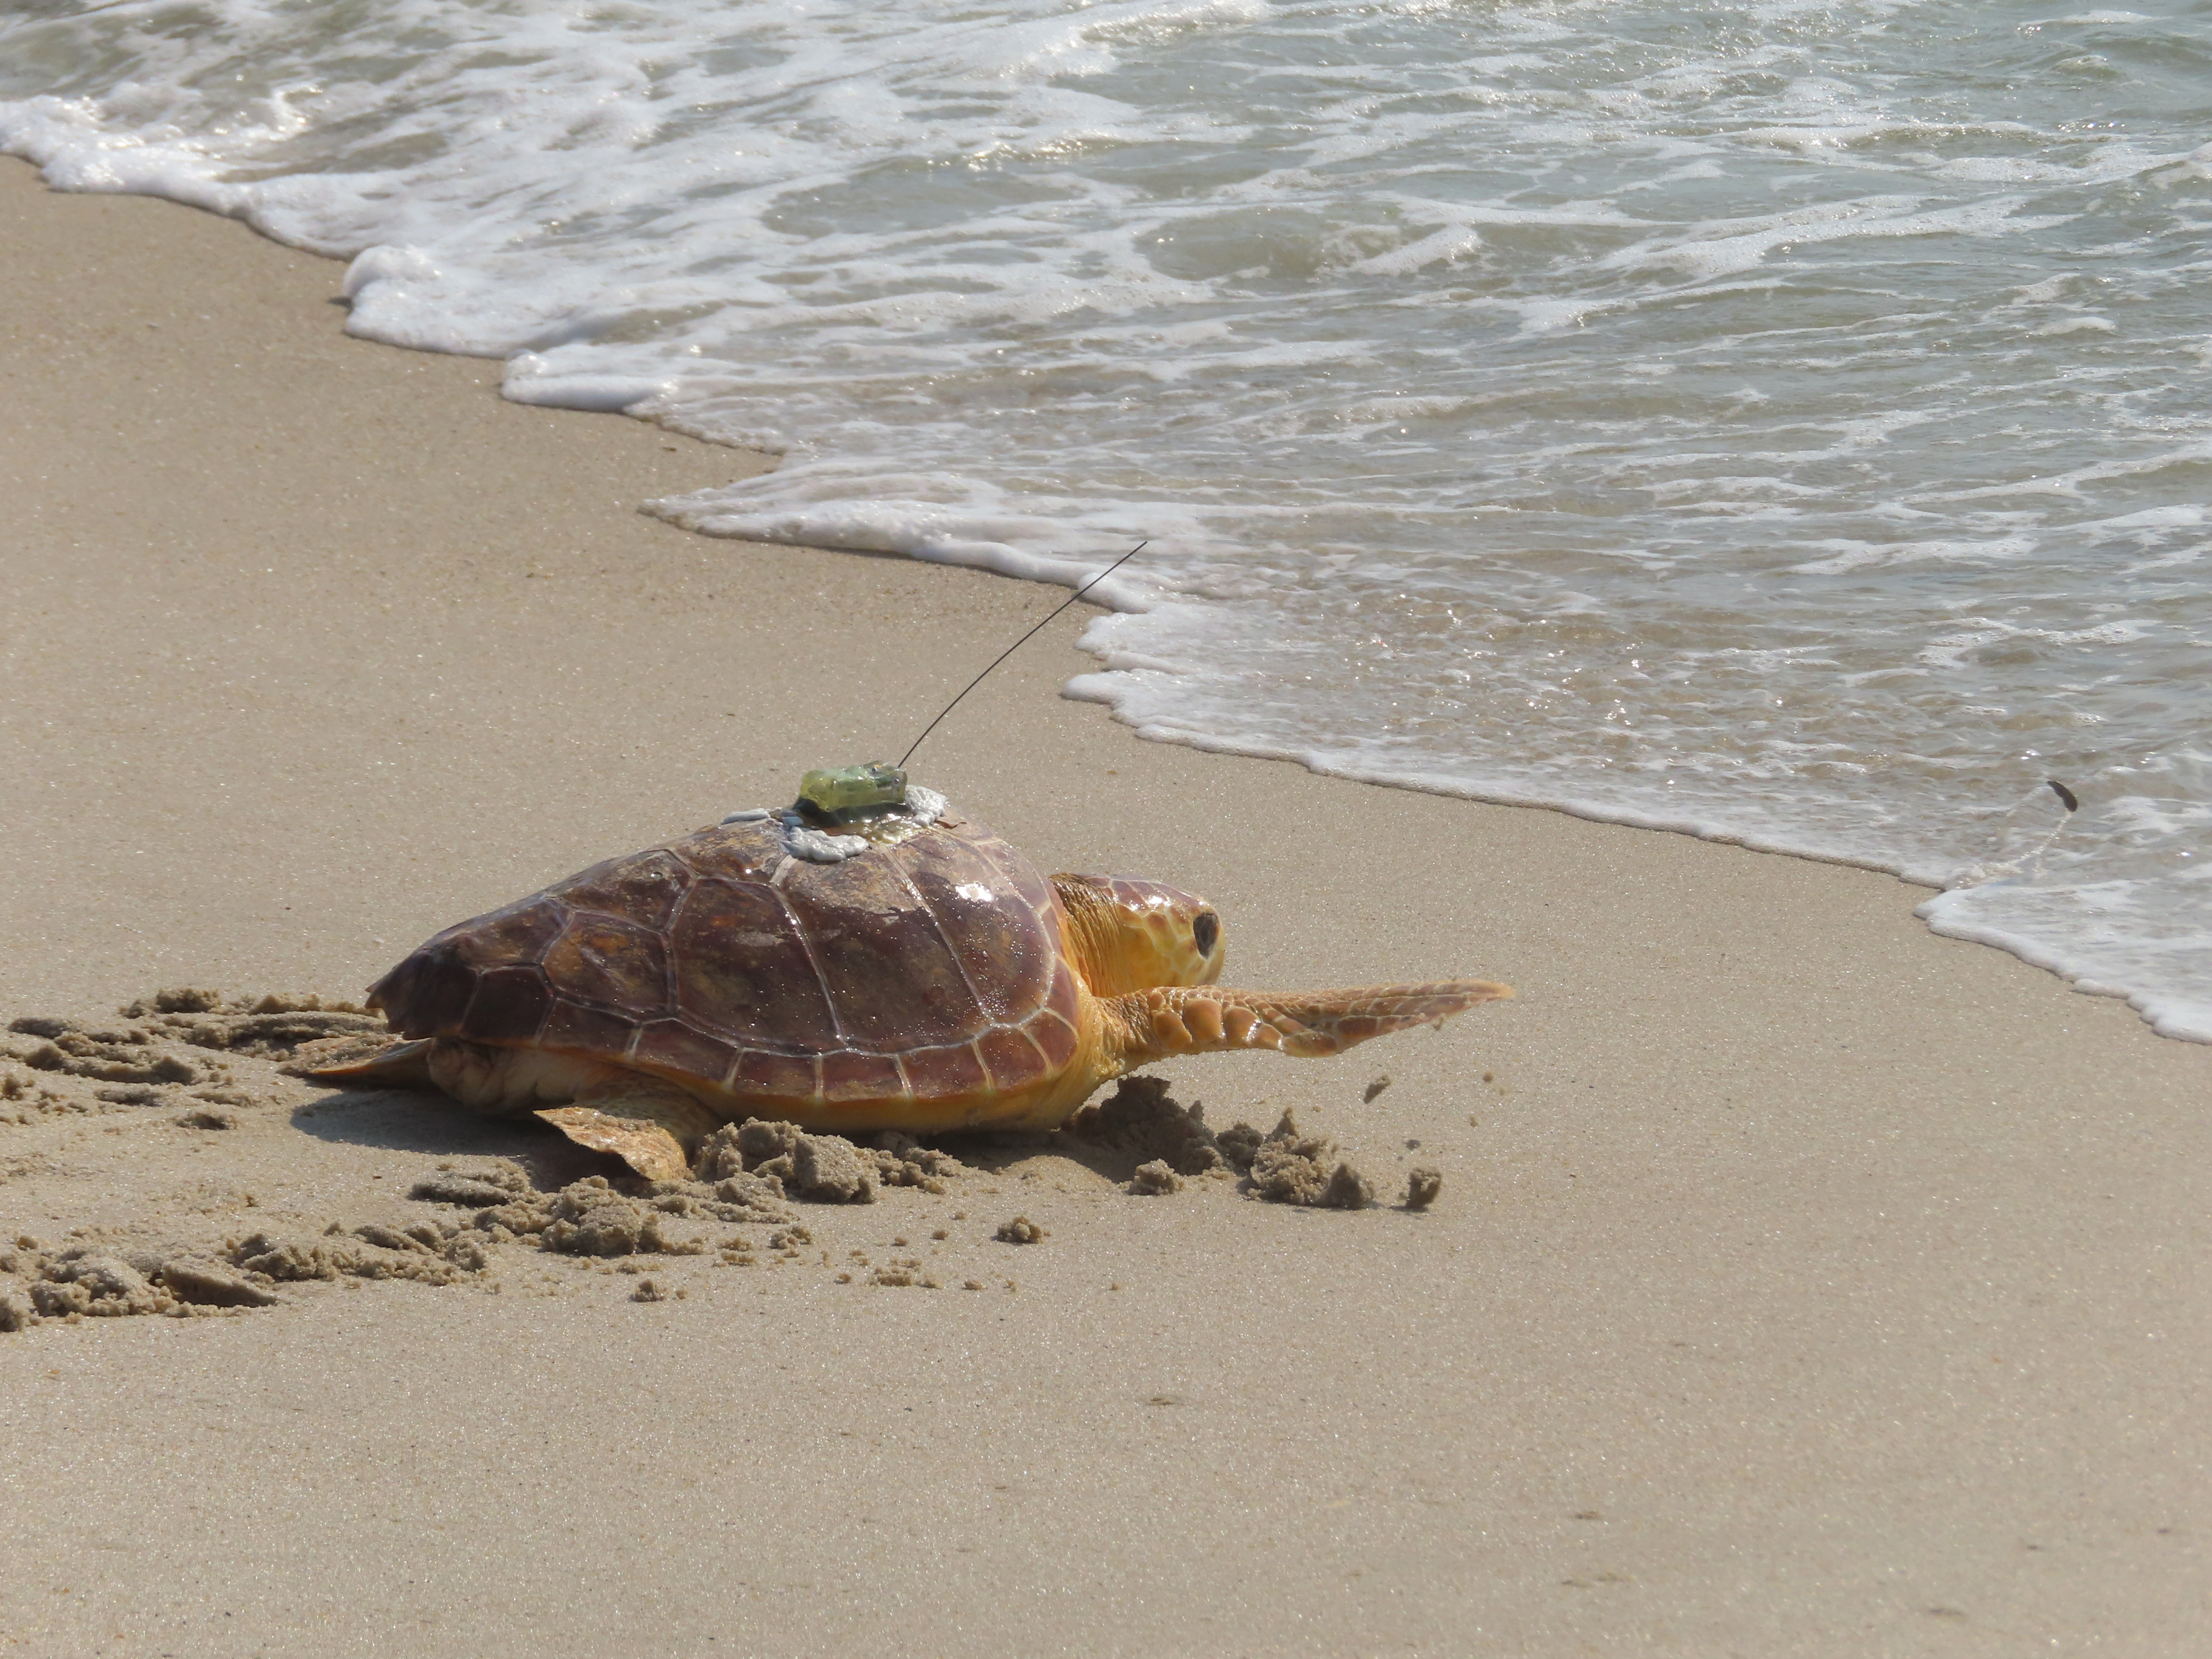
[
  {"left": 1403, "top": 1167, "right": 1444, "bottom": 1211},
  {"left": 2048, "top": 779, "right": 2079, "bottom": 812},
  {"left": 995, "top": 1215, "right": 1048, "bottom": 1244},
  {"left": 1363, "top": 1074, "right": 1392, "bottom": 1104}
]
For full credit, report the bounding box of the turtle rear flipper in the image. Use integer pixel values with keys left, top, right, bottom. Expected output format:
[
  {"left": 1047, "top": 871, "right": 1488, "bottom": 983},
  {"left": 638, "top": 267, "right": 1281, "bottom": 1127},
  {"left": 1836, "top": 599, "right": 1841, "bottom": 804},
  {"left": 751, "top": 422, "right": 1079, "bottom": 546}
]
[
  {"left": 314, "top": 1035, "right": 711, "bottom": 1180},
  {"left": 305, "top": 1036, "right": 436, "bottom": 1089},
  {"left": 1104, "top": 980, "right": 1511, "bottom": 1065},
  {"left": 536, "top": 1086, "right": 722, "bottom": 1183}
]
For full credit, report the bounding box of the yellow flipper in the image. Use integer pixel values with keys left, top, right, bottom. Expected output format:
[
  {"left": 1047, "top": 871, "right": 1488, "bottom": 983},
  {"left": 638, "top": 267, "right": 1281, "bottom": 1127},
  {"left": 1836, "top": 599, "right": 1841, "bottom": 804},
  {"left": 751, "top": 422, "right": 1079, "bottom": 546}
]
[{"left": 1104, "top": 980, "right": 1512, "bottom": 1065}]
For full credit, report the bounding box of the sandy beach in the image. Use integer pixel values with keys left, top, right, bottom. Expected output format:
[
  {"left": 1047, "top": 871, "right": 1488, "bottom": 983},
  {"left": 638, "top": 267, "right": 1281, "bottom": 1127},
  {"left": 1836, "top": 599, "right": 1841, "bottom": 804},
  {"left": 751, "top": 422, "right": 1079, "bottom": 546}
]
[{"left": 3, "top": 154, "right": 2208, "bottom": 1655}]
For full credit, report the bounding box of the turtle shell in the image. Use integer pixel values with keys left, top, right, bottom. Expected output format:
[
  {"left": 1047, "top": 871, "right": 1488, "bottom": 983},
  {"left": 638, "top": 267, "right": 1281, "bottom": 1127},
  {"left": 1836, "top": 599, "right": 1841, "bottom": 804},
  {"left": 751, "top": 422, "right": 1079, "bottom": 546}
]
[{"left": 367, "top": 805, "right": 1086, "bottom": 1118}]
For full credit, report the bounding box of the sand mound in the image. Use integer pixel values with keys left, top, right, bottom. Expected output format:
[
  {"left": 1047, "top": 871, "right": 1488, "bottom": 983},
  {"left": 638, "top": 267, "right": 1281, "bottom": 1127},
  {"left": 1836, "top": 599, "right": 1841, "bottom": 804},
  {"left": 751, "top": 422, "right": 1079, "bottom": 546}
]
[
  {"left": 1, "top": 1237, "right": 288, "bottom": 1328},
  {"left": 0, "top": 1158, "right": 818, "bottom": 1331},
  {"left": 0, "top": 995, "right": 1420, "bottom": 1339},
  {"left": 1246, "top": 1111, "right": 1374, "bottom": 1209},
  {"left": 693, "top": 1119, "right": 969, "bottom": 1202},
  {"left": 192, "top": 1168, "right": 765, "bottom": 1298},
  {"left": 116, "top": 988, "right": 382, "bottom": 1057},
  {"left": 408, "top": 1165, "right": 536, "bottom": 1208},
  {"left": 1130, "top": 1159, "right": 1183, "bottom": 1195},
  {"left": 0, "top": 1161, "right": 765, "bottom": 1331},
  {"left": 152, "top": 1257, "right": 286, "bottom": 1307},
  {"left": 413, "top": 1170, "right": 774, "bottom": 1255},
  {"left": 0, "top": 990, "right": 1002, "bottom": 1333},
  {"left": 1062, "top": 1075, "right": 1231, "bottom": 1179},
  {"left": 1403, "top": 1167, "right": 1444, "bottom": 1210},
  {"left": 1, "top": 989, "right": 384, "bottom": 1123},
  {"left": 26, "top": 1250, "right": 175, "bottom": 1318},
  {"left": 1060, "top": 1077, "right": 1378, "bottom": 1208}
]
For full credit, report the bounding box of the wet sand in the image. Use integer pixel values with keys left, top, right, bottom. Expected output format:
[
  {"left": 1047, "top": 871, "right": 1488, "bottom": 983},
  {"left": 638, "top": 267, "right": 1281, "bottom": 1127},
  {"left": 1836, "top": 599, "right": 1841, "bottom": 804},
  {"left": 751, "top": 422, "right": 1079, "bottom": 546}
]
[{"left": 3, "top": 155, "right": 2208, "bottom": 1656}]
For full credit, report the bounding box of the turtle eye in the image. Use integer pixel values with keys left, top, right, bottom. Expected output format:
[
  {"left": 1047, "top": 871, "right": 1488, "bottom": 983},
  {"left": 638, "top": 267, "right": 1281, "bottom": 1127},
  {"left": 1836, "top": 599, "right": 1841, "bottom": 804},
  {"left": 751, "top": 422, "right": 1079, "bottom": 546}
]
[{"left": 1192, "top": 911, "right": 1219, "bottom": 956}]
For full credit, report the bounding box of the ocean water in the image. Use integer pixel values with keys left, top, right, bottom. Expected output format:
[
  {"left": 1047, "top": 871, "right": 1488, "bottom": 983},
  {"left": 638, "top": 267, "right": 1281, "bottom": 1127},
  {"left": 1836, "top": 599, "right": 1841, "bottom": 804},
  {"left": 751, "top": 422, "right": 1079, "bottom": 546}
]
[{"left": 5, "top": 0, "right": 2208, "bottom": 1038}]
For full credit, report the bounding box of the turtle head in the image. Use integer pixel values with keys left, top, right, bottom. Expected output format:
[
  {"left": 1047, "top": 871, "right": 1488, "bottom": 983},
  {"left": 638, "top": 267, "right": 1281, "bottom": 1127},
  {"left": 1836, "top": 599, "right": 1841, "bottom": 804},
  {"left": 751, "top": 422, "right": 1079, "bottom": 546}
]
[{"left": 1051, "top": 874, "right": 1225, "bottom": 997}]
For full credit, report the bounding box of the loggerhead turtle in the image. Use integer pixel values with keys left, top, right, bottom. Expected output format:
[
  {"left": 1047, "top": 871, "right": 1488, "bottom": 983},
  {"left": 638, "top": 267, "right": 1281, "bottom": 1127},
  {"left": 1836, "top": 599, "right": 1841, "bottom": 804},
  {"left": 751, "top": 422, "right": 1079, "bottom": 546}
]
[{"left": 314, "top": 771, "right": 1511, "bottom": 1180}]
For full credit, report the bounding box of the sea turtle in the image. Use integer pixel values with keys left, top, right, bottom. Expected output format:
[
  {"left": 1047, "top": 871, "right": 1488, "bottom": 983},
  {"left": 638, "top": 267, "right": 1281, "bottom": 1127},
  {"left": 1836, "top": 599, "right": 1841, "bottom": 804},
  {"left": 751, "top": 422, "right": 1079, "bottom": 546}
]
[{"left": 314, "top": 779, "right": 1511, "bottom": 1180}]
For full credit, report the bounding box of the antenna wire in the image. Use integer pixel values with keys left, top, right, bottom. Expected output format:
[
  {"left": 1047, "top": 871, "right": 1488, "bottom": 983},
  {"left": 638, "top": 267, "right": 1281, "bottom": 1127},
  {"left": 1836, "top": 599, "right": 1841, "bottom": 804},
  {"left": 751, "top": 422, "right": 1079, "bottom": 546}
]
[{"left": 899, "top": 541, "right": 1147, "bottom": 770}]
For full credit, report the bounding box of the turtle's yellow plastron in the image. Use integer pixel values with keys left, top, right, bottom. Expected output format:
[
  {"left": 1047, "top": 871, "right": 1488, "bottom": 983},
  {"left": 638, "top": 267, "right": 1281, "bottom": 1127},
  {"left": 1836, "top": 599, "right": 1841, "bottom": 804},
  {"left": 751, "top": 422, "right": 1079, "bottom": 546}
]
[{"left": 312, "top": 781, "right": 1511, "bottom": 1179}]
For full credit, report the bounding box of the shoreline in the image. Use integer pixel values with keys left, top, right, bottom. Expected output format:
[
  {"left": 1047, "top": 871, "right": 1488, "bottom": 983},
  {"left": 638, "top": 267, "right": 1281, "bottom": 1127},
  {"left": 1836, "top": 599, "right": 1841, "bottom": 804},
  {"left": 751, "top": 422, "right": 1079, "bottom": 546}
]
[
  {"left": 4, "top": 157, "right": 2209, "bottom": 1655},
  {"left": 9, "top": 137, "right": 2194, "bottom": 1048}
]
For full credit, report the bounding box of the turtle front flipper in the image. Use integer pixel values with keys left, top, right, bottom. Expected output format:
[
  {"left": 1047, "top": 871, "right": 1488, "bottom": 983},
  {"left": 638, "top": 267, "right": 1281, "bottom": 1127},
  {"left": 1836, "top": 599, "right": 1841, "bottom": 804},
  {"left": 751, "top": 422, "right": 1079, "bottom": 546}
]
[
  {"left": 536, "top": 1084, "right": 723, "bottom": 1183},
  {"left": 1102, "top": 980, "right": 1511, "bottom": 1066}
]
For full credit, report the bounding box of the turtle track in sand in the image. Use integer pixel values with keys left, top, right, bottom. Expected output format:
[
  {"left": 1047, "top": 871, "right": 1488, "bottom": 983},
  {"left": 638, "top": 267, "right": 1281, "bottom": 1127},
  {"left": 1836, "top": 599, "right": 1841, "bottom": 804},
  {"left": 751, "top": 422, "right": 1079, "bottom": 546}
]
[{"left": 2, "top": 990, "right": 1433, "bottom": 1337}]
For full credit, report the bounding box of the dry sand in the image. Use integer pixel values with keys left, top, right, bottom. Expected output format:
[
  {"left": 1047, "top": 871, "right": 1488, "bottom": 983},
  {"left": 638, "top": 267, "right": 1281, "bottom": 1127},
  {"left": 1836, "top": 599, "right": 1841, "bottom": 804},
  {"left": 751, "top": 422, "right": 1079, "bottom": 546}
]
[{"left": 3, "top": 155, "right": 2209, "bottom": 1656}]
